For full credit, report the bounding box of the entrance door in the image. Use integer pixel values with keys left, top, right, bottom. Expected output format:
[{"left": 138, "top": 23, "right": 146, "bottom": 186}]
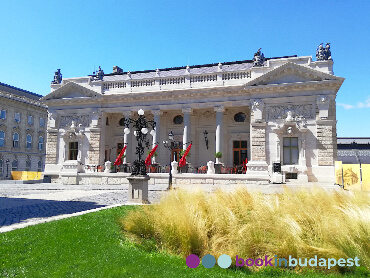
[
  {"left": 233, "top": 140, "right": 248, "bottom": 165},
  {"left": 170, "top": 141, "right": 183, "bottom": 162}
]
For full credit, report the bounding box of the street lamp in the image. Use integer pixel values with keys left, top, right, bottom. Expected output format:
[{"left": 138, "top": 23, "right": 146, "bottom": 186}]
[
  {"left": 124, "top": 109, "right": 156, "bottom": 176},
  {"left": 163, "top": 131, "right": 181, "bottom": 189},
  {"left": 203, "top": 130, "right": 209, "bottom": 149},
  {"left": 5, "top": 159, "right": 9, "bottom": 178}
]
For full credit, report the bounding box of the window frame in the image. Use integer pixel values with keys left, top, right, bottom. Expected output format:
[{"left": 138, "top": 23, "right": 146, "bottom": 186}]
[
  {"left": 25, "top": 160, "right": 31, "bottom": 171},
  {"left": 283, "top": 137, "right": 299, "bottom": 165},
  {"left": 28, "top": 115, "right": 33, "bottom": 125},
  {"left": 13, "top": 133, "right": 19, "bottom": 148},
  {"left": 38, "top": 136, "right": 44, "bottom": 151},
  {"left": 69, "top": 142, "right": 79, "bottom": 160},
  {"left": 26, "top": 134, "right": 32, "bottom": 149},
  {"left": 0, "top": 131, "right": 4, "bottom": 147},
  {"left": 12, "top": 160, "right": 18, "bottom": 171},
  {"left": 39, "top": 117, "right": 45, "bottom": 127},
  {"left": 14, "top": 112, "right": 21, "bottom": 123},
  {"left": 0, "top": 110, "right": 6, "bottom": 119}
]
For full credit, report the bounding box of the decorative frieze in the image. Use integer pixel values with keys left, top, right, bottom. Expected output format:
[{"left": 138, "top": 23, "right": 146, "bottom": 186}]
[
  {"left": 267, "top": 104, "right": 313, "bottom": 121},
  {"left": 60, "top": 115, "right": 90, "bottom": 128}
]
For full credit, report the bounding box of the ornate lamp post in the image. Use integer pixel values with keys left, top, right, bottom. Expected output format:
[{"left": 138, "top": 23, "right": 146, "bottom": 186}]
[
  {"left": 163, "top": 131, "right": 181, "bottom": 189},
  {"left": 124, "top": 109, "right": 156, "bottom": 176},
  {"left": 5, "top": 159, "right": 9, "bottom": 178},
  {"left": 203, "top": 130, "right": 209, "bottom": 149}
]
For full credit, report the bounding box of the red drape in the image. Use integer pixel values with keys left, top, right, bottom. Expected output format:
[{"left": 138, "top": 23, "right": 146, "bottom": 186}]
[
  {"left": 179, "top": 144, "right": 192, "bottom": 167},
  {"left": 113, "top": 145, "right": 127, "bottom": 166},
  {"left": 145, "top": 145, "right": 158, "bottom": 166}
]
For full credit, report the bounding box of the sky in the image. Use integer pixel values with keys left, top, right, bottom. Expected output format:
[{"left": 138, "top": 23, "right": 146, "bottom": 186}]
[{"left": 0, "top": 0, "right": 369, "bottom": 137}]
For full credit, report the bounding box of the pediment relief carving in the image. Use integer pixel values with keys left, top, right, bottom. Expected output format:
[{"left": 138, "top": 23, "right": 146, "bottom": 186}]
[
  {"left": 41, "top": 82, "right": 102, "bottom": 101},
  {"left": 245, "top": 62, "right": 340, "bottom": 87}
]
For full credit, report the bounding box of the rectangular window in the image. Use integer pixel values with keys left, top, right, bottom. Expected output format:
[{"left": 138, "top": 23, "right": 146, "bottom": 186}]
[
  {"left": 0, "top": 110, "right": 6, "bottom": 119},
  {"left": 39, "top": 118, "right": 45, "bottom": 127},
  {"left": 15, "top": 113, "right": 21, "bottom": 122},
  {"left": 283, "top": 137, "right": 299, "bottom": 165},
  {"left": 233, "top": 140, "right": 248, "bottom": 165},
  {"left": 28, "top": 115, "right": 33, "bottom": 125},
  {"left": 0, "top": 131, "right": 4, "bottom": 147},
  {"left": 69, "top": 142, "right": 78, "bottom": 160},
  {"left": 25, "top": 160, "right": 31, "bottom": 171}
]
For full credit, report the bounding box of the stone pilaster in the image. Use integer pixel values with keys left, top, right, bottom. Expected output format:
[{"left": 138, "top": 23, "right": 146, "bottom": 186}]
[
  {"left": 251, "top": 123, "right": 266, "bottom": 161},
  {"left": 46, "top": 129, "right": 58, "bottom": 164},
  {"left": 316, "top": 121, "right": 336, "bottom": 166},
  {"left": 89, "top": 128, "right": 101, "bottom": 165}
]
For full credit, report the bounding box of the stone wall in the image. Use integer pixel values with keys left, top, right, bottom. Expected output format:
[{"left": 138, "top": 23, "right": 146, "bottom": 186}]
[
  {"left": 250, "top": 124, "right": 266, "bottom": 161},
  {"left": 317, "top": 123, "right": 335, "bottom": 166},
  {"left": 46, "top": 130, "right": 58, "bottom": 164},
  {"left": 89, "top": 128, "right": 101, "bottom": 165}
]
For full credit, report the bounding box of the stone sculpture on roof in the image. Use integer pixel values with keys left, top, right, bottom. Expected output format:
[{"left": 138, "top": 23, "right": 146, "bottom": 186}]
[
  {"left": 93, "top": 66, "right": 104, "bottom": 80},
  {"left": 253, "top": 48, "right": 265, "bottom": 67},
  {"left": 316, "top": 43, "right": 332, "bottom": 61},
  {"left": 51, "top": 69, "right": 62, "bottom": 84}
]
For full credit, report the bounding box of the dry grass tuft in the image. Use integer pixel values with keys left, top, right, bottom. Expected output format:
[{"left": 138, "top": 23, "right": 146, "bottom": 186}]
[{"left": 121, "top": 187, "right": 369, "bottom": 270}]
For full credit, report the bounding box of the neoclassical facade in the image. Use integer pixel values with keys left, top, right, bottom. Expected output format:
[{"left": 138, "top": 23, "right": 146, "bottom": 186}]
[
  {"left": 0, "top": 82, "right": 47, "bottom": 179},
  {"left": 42, "top": 49, "right": 344, "bottom": 184}
]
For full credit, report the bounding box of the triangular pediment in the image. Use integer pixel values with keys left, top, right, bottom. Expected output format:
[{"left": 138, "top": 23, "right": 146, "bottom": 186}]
[
  {"left": 41, "top": 82, "right": 102, "bottom": 101},
  {"left": 245, "top": 62, "right": 342, "bottom": 87}
]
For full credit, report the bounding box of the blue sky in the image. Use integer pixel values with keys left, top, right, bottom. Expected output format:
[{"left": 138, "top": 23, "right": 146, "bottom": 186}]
[{"left": 0, "top": 0, "right": 369, "bottom": 137}]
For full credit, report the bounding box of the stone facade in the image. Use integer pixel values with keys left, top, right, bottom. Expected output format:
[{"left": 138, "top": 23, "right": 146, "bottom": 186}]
[
  {"left": 0, "top": 82, "right": 47, "bottom": 179},
  {"left": 41, "top": 52, "right": 344, "bottom": 185}
]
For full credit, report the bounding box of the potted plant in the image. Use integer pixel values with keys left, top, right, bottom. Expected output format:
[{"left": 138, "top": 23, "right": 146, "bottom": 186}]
[{"left": 214, "top": 152, "right": 223, "bottom": 174}]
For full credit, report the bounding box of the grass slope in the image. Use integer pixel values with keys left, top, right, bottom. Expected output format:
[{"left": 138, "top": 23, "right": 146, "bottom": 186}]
[{"left": 0, "top": 206, "right": 367, "bottom": 277}]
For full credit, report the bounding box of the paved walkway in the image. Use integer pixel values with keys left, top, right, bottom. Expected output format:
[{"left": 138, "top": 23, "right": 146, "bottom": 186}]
[{"left": 0, "top": 183, "right": 166, "bottom": 233}]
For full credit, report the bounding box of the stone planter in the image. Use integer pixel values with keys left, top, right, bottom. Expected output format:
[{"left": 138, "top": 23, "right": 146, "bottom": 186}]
[{"left": 214, "top": 163, "right": 222, "bottom": 174}]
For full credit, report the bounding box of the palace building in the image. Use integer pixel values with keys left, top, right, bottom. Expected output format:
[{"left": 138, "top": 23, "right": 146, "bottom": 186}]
[{"left": 41, "top": 46, "right": 344, "bottom": 185}]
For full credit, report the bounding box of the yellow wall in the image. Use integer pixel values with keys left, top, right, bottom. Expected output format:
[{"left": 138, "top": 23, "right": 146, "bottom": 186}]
[
  {"left": 335, "top": 162, "right": 370, "bottom": 191},
  {"left": 11, "top": 171, "right": 43, "bottom": 180}
]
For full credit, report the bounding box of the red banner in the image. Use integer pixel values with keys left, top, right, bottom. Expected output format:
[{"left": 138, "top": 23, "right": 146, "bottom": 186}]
[
  {"left": 113, "top": 145, "right": 127, "bottom": 166},
  {"left": 179, "top": 144, "right": 192, "bottom": 167},
  {"left": 145, "top": 145, "right": 158, "bottom": 166}
]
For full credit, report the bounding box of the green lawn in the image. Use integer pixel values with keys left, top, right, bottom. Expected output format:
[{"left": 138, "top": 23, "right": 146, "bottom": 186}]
[{"left": 0, "top": 206, "right": 368, "bottom": 277}]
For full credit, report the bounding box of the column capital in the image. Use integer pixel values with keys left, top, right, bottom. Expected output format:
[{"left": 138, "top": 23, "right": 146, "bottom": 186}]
[
  {"left": 214, "top": 106, "right": 225, "bottom": 113},
  {"left": 182, "top": 108, "right": 192, "bottom": 114},
  {"left": 151, "top": 110, "right": 163, "bottom": 116},
  {"left": 122, "top": 111, "right": 132, "bottom": 117}
]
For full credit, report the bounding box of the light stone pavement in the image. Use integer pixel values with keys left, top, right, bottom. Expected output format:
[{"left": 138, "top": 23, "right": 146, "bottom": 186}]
[{"left": 0, "top": 183, "right": 167, "bottom": 233}]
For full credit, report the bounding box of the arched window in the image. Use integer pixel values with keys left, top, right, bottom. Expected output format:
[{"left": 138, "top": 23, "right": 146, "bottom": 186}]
[
  {"left": 119, "top": 117, "right": 126, "bottom": 126},
  {"left": 12, "top": 160, "right": 18, "bottom": 171},
  {"left": 38, "top": 160, "right": 42, "bottom": 171},
  {"left": 0, "top": 131, "right": 4, "bottom": 147},
  {"left": 173, "top": 115, "right": 183, "bottom": 125},
  {"left": 234, "top": 112, "right": 246, "bottom": 122},
  {"left": 26, "top": 134, "right": 32, "bottom": 149},
  {"left": 38, "top": 136, "right": 44, "bottom": 150},
  {"left": 25, "top": 160, "right": 31, "bottom": 171},
  {"left": 13, "top": 133, "right": 19, "bottom": 148}
]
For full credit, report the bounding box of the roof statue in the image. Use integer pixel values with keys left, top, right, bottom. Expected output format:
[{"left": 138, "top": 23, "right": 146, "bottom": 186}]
[
  {"left": 93, "top": 66, "right": 104, "bottom": 80},
  {"left": 253, "top": 48, "right": 265, "bottom": 67},
  {"left": 316, "top": 43, "right": 332, "bottom": 61},
  {"left": 51, "top": 69, "right": 62, "bottom": 84}
]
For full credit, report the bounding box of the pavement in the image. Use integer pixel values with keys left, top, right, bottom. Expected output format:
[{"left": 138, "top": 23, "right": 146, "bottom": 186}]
[{"left": 0, "top": 183, "right": 167, "bottom": 233}]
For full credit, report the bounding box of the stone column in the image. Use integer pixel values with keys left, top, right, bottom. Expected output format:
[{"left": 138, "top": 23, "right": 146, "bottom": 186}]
[
  {"left": 182, "top": 108, "right": 192, "bottom": 150},
  {"left": 214, "top": 106, "right": 224, "bottom": 164},
  {"left": 152, "top": 110, "right": 162, "bottom": 164},
  {"left": 123, "top": 111, "right": 132, "bottom": 164},
  {"left": 245, "top": 99, "right": 270, "bottom": 184}
]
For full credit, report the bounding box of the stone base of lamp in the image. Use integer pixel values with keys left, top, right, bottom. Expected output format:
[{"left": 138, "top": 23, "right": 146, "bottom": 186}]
[{"left": 127, "top": 175, "right": 150, "bottom": 204}]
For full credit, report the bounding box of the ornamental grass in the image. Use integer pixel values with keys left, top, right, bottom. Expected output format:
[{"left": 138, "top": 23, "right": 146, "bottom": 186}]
[{"left": 121, "top": 188, "right": 369, "bottom": 270}]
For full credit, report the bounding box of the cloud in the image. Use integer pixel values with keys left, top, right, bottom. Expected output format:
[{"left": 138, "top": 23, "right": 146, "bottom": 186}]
[{"left": 337, "top": 97, "right": 370, "bottom": 110}]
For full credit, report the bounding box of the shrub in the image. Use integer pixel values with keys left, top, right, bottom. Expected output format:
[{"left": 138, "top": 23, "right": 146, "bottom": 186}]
[{"left": 121, "top": 188, "right": 370, "bottom": 271}]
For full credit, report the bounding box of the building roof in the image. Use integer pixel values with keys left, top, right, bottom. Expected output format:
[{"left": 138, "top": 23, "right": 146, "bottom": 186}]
[
  {"left": 337, "top": 137, "right": 370, "bottom": 145},
  {"left": 100, "top": 55, "right": 298, "bottom": 81},
  {"left": 0, "top": 81, "right": 46, "bottom": 108}
]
